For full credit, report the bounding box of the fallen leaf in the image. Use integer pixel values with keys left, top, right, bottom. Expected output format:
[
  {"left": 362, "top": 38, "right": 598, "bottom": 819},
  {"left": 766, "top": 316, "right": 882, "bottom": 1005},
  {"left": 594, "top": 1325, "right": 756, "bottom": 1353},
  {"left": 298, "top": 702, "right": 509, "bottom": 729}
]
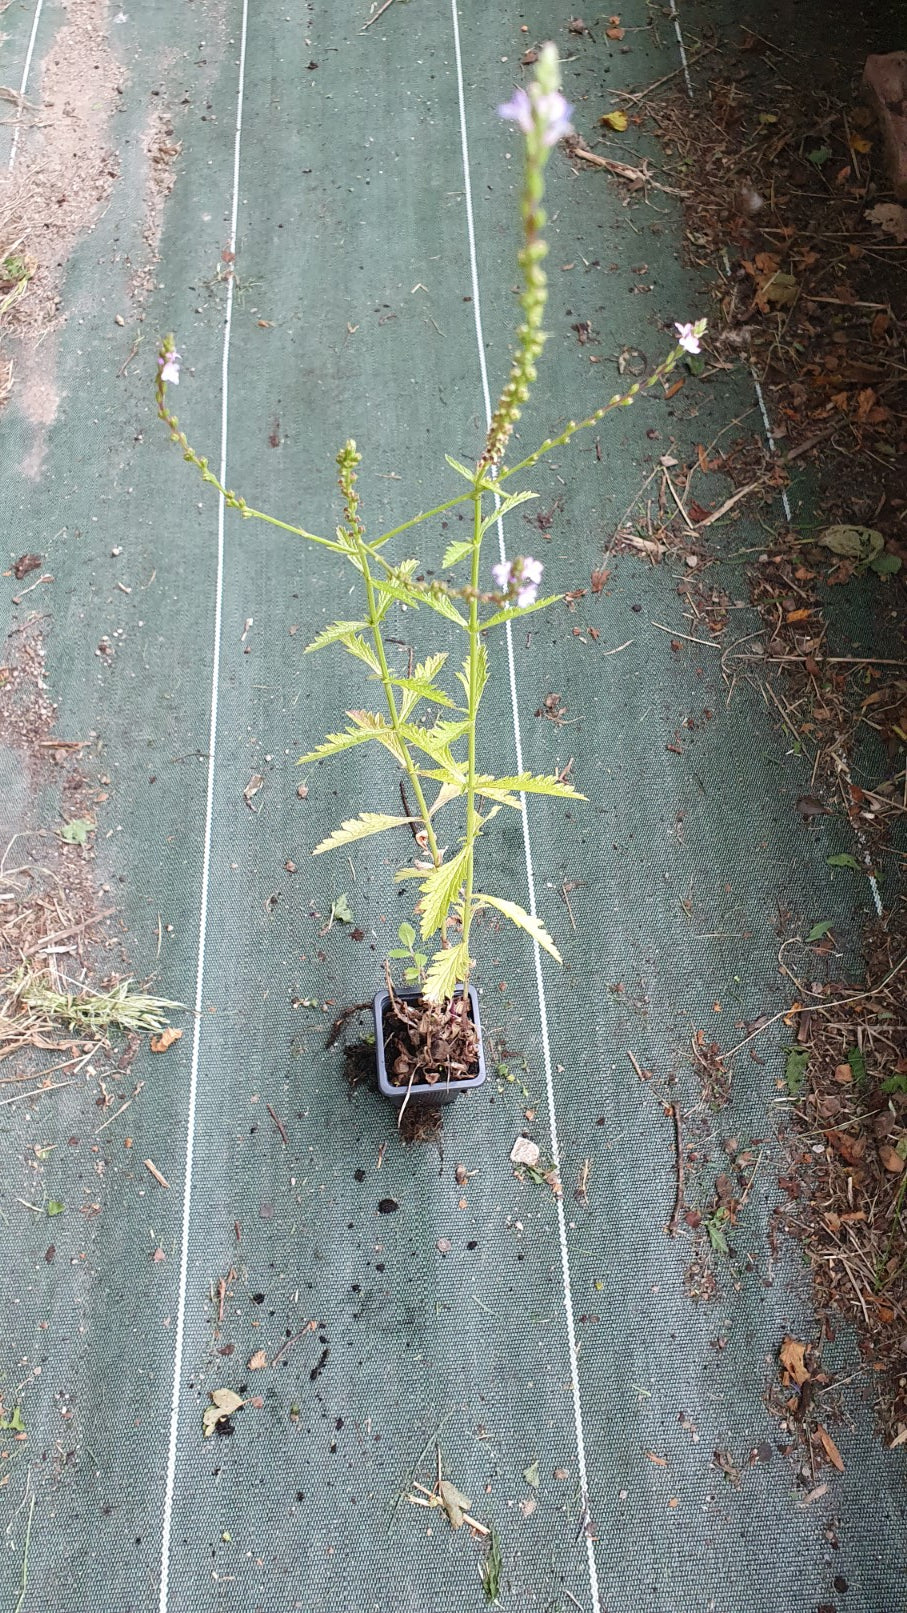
[
  {"left": 779, "top": 1336, "right": 810, "bottom": 1387},
  {"left": 599, "top": 110, "right": 629, "bottom": 131},
  {"left": 59, "top": 818, "right": 94, "bottom": 846},
  {"left": 438, "top": 1478, "right": 472, "bottom": 1529},
  {"left": 247, "top": 1349, "right": 268, "bottom": 1369},
  {"left": 202, "top": 1387, "right": 244, "bottom": 1437},
  {"left": 807, "top": 920, "right": 834, "bottom": 942},
  {"left": 819, "top": 525, "right": 884, "bottom": 562},
  {"left": 827, "top": 853, "right": 861, "bottom": 871},
  {"left": 150, "top": 1027, "right": 183, "bottom": 1053},
  {"left": 834, "top": 1063, "right": 853, "bottom": 1085},
  {"left": 13, "top": 554, "right": 42, "bottom": 580},
  {"left": 606, "top": 24, "right": 625, "bottom": 39},
  {"left": 151, "top": 1246, "right": 166, "bottom": 1263},
  {"left": 879, "top": 1144, "right": 905, "bottom": 1175},
  {"left": 816, "top": 1425, "right": 845, "bottom": 1472},
  {"left": 825, "top": 1129, "right": 865, "bottom": 1166},
  {"left": 243, "top": 773, "right": 265, "bottom": 808},
  {"left": 866, "top": 202, "right": 907, "bottom": 244},
  {"left": 645, "top": 1451, "right": 667, "bottom": 1467},
  {"left": 46, "top": 1199, "right": 65, "bottom": 1217},
  {"left": 523, "top": 1459, "right": 540, "bottom": 1488}
]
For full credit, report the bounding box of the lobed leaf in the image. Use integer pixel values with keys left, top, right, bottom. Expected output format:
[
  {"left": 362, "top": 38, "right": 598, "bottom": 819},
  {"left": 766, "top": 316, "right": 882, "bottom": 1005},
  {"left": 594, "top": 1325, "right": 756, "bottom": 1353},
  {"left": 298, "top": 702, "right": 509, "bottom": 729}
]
[
  {"left": 423, "top": 941, "right": 472, "bottom": 1003},
  {"left": 472, "top": 892, "right": 562, "bottom": 962},
  {"left": 312, "top": 812, "right": 416, "bottom": 855},
  {"left": 480, "top": 488, "right": 538, "bottom": 535},
  {"left": 481, "top": 593, "right": 563, "bottom": 629},
  {"left": 304, "top": 619, "right": 368, "bottom": 654},
  {"left": 442, "top": 538, "right": 474, "bottom": 569},
  {"left": 346, "top": 710, "right": 407, "bottom": 765},
  {"left": 409, "top": 845, "right": 470, "bottom": 939}
]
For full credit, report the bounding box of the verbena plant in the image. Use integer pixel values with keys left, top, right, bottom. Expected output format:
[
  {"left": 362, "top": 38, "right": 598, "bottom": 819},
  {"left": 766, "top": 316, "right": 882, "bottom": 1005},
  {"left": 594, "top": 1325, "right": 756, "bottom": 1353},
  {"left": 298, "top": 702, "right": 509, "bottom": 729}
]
[{"left": 156, "top": 46, "right": 703, "bottom": 1009}]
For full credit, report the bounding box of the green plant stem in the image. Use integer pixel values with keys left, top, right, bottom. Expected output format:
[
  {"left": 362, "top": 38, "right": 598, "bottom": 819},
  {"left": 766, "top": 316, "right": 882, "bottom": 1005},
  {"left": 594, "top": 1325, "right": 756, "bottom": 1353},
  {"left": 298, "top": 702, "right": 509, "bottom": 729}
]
[
  {"left": 372, "top": 488, "right": 487, "bottom": 552},
  {"left": 497, "top": 347, "right": 684, "bottom": 484},
  {"left": 459, "top": 485, "right": 484, "bottom": 960},
  {"left": 157, "top": 387, "right": 343, "bottom": 555},
  {"left": 351, "top": 537, "right": 442, "bottom": 867}
]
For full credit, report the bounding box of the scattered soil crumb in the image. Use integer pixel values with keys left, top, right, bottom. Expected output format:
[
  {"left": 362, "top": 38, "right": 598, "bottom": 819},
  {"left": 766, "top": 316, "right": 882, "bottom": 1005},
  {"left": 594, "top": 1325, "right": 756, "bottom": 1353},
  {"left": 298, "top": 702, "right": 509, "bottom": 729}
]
[{"left": 132, "top": 107, "right": 181, "bottom": 303}]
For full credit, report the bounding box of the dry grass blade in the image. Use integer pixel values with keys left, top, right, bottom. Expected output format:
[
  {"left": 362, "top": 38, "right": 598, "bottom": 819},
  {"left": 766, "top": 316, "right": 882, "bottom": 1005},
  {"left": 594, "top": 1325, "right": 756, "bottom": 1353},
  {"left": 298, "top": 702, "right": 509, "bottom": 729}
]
[{"left": 11, "top": 970, "right": 184, "bottom": 1035}]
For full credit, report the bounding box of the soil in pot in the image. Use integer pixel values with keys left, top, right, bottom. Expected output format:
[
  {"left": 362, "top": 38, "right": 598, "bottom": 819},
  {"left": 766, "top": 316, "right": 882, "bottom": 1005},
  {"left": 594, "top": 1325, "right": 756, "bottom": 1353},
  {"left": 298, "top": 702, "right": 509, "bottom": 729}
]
[{"left": 378, "top": 987, "right": 484, "bottom": 1098}]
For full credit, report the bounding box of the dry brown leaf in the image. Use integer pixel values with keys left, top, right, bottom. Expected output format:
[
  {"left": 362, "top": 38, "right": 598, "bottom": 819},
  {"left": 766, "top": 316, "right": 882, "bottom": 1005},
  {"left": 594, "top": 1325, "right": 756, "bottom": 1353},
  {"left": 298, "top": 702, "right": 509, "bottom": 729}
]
[
  {"left": 247, "top": 1349, "right": 268, "bottom": 1369},
  {"left": 879, "top": 1144, "right": 905, "bottom": 1175},
  {"left": 816, "top": 1425, "right": 845, "bottom": 1473},
  {"left": 779, "top": 1335, "right": 810, "bottom": 1386},
  {"left": 866, "top": 202, "right": 907, "bottom": 244},
  {"left": 150, "top": 1026, "right": 182, "bottom": 1053}
]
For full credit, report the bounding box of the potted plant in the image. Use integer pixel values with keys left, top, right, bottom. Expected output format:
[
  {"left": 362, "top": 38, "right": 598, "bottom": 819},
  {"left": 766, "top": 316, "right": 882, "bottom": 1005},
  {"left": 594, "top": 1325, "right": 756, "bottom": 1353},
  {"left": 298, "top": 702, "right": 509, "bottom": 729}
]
[{"left": 155, "top": 45, "right": 703, "bottom": 1110}]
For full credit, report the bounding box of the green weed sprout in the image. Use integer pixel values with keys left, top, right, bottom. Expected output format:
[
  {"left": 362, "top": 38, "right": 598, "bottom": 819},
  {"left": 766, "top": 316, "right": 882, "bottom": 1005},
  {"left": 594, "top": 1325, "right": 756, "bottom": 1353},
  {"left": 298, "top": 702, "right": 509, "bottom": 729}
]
[{"left": 156, "top": 44, "right": 705, "bottom": 1005}]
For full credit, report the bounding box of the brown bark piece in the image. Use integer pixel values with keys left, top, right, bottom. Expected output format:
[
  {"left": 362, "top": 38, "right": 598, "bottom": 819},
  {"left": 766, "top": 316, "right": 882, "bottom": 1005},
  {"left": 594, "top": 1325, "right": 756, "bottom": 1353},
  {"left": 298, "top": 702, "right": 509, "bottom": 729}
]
[{"left": 863, "top": 52, "right": 907, "bottom": 199}]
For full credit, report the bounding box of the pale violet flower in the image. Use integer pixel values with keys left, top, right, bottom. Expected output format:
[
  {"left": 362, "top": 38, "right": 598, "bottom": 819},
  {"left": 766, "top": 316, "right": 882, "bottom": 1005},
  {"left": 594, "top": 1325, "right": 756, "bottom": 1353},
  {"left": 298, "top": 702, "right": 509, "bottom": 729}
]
[
  {"left": 498, "top": 85, "right": 573, "bottom": 147},
  {"left": 674, "top": 322, "right": 701, "bottom": 356},
  {"left": 497, "top": 87, "right": 533, "bottom": 136},
  {"left": 159, "top": 348, "right": 181, "bottom": 385},
  {"left": 492, "top": 555, "right": 544, "bottom": 608},
  {"left": 535, "top": 90, "right": 573, "bottom": 146}
]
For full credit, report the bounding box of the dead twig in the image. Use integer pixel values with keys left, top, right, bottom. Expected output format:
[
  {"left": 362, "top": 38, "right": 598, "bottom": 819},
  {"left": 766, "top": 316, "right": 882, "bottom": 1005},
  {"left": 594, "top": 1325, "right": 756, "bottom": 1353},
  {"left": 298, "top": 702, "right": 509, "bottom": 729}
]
[{"left": 667, "top": 1102, "right": 684, "bottom": 1235}]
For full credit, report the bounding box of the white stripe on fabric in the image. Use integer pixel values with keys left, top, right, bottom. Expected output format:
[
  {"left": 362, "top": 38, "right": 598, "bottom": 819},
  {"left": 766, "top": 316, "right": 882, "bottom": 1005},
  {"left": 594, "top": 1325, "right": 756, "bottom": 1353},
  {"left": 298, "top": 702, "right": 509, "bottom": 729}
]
[{"left": 158, "top": 4, "right": 250, "bottom": 1607}]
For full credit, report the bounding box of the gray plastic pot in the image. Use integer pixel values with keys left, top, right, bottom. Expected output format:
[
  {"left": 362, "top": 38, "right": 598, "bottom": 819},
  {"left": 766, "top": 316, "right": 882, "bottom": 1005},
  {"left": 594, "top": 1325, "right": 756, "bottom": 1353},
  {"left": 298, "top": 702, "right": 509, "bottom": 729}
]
[{"left": 373, "top": 985, "right": 486, "bottom": 1105}]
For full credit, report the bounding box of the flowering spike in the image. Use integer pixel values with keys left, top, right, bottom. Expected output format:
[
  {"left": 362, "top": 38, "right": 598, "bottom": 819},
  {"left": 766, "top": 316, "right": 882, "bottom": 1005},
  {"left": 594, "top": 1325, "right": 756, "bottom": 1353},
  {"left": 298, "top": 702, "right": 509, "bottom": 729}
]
[{"left": 491, "top": 555, "right": 543, "bottom": 608}]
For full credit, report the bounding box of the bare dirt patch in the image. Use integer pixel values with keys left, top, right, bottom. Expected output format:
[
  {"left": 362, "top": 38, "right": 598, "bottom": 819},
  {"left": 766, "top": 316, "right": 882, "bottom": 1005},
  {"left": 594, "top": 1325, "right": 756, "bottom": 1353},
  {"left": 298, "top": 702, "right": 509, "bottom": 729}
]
[{"left": 0, "top": 0, "right": 121, "bottom": 451}]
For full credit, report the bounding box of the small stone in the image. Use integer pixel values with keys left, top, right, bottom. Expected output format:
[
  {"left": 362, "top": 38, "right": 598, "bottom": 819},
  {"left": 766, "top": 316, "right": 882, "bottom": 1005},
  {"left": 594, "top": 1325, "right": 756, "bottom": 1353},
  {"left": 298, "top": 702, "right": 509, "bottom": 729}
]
[{"left": 510, "top": 1136, "right": 540, "bottom": 1169}]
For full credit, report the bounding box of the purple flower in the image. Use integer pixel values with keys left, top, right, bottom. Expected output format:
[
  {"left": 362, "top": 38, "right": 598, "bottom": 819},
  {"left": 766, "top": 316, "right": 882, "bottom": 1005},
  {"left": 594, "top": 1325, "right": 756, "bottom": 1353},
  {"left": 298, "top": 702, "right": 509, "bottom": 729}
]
[
  {"left": 159, "top": 348, "right": 181, "bottom": 385},
  {"left": 492, "top": 555, "right": 544, "bottom": 608},
  {"left": 497, "top": 87, "right": 534, "bottom": 136},
  {"left": 535, "top": 90, "right": 573, "bottom": 146},
  {"left": 498, "top": 85, "right": 573, "bottom": 147},
  {"left": 674, "top": 322, "right": 700, "bottom": 356}
]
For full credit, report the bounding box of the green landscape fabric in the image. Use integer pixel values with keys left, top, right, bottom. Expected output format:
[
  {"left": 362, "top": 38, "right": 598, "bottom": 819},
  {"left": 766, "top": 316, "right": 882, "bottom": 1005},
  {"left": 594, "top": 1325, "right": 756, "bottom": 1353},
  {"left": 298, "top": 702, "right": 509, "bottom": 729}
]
[{"left": 0, "top": 2, "right": 903, "bottom": 1610}]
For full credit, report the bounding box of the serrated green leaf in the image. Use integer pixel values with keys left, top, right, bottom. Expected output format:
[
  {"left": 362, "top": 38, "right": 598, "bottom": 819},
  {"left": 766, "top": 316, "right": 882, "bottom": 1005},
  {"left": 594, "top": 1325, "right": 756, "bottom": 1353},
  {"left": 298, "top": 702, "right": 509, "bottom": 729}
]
[
  {"left": 312, "top": 812, "right": 415, "bottom": 855},
  {"left": 445, "top": 453, "right": 478, "bottom": 484},
  {"left": 480, "top": 488, "right": 538, "bottom": 535},
  {"left": 481, "top": 593, "right": 563, "bottom": 629},
  {"left": 330, "top": 893, "right": 354, "bottom": 924},
  {"left": 785, "top": 1047, "right": 810, "bottom": 1097},
  {"left": 806, "top": 920, "right": 834, "bottom": 942},
  {"left": 477, "top": 772, "right": 585, "bottom": 800},
  {"left": 881, "top": 1072, "right": 907, "bottom": 1096},
  {"left": 298, "top": 726, "right": 380, "bottom": 764},
  {"left": 456, "top": 642, "right": 488, "bottom": 705},
  {"left": 523, "top": 1459, "right": 539, "bottom": 1489},
  {"left": 345, "top": 710, "right": 407, "bottom": 765},
  {"left": 402, "top": 718, "right": 470, "bottom": 767},
  {"left": 413, "top": 846, "right": 470, "bottom": 939},
  {"left": 421, "top": 586, "right": 468, "bottom": 627},
  {"left": 0, "top": 1406, "right": 25, "bottom": 1433},
  {"left": 423, "top": 940, "right": 472, "bottom": 1003},
  {"left": 304, "top": 619, "right": 367, "bottom": 654},
  {"left": 827, "top": 853, "right": 861, "bottom": 871},
  {"left": 806, "top": 144, "right": 832, "bottom": 165},
  {"left": 393, "top": 679, "right": 457, "bottom": 720},
  {"left": 472, "top": 892, "right": 562, "bottom": 962},
  {"left": 341, "top": 634, "right": 382, "bottom": 673},
  {"left": 481, "top": 1525, "right": 503, "bottom": 1605},
  {"left": 398, "top": 921, "right": 416, "bottom": 949},
  {"left": 442, "top": 539, "right": 474, "bottom": 569}
]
